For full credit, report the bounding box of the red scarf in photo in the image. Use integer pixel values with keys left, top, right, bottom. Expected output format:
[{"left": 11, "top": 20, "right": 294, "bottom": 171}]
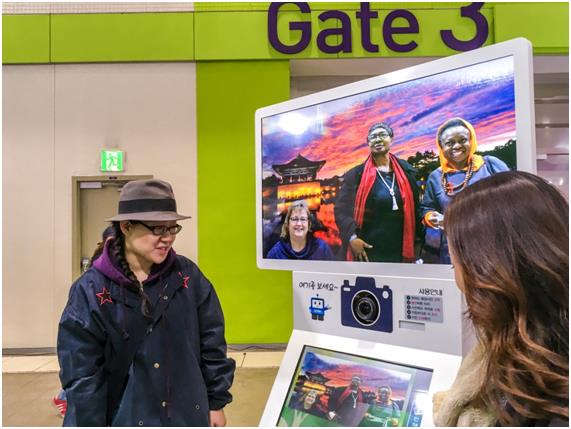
[
  {"left": 349, "top": 153, "right": 416, "bottom": 262},
  {"left": 336, "top": 387, "right": 364, "bottom": 409}
]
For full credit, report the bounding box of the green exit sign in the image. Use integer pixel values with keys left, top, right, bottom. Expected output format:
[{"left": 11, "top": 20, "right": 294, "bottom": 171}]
[{"left": 101, "top": 150, "right": 124, "bottom": 172}]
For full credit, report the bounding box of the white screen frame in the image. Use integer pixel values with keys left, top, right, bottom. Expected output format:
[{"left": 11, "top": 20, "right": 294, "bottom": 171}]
[{"left": 255, "top": 38, "right": 535, "bottom": 278}]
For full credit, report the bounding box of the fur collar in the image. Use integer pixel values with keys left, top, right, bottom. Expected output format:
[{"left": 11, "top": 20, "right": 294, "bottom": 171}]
[{"left": 432, "top": 344, "right": 497, "bottom": 426}]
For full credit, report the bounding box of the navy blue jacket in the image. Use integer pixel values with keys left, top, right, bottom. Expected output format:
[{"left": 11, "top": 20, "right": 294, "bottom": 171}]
[
  {"left": 266, "top": 236, "right": 334, "bottom": 260},
  {"left": 57, "top": 241, "right": 235, "bottom": 426},
  {"left": 420, "top": 155, "right": 509, "bottom": 263}
]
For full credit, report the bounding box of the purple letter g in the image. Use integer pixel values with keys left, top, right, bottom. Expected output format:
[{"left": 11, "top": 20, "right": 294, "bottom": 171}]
[{"left": 268, "top": 2, "right": 311, "bottom": 54}]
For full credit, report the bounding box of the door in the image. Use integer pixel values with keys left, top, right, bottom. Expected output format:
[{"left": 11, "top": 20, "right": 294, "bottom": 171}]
[
  {"left": 79, "top": 181, "right": 121, "bottom": 271},
  {"left": 73, "top": 175, "right": 152, "bottom": 279}
]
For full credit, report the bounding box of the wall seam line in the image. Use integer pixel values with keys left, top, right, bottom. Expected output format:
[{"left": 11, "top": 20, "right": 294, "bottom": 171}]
[{"left": 52, "top": 50, "right": 57, "bottom": 347}]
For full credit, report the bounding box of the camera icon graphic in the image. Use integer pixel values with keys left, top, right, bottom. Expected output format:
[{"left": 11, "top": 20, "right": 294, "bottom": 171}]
[{"left": 341, "top": 277, "right": 393, "bottom": 333}]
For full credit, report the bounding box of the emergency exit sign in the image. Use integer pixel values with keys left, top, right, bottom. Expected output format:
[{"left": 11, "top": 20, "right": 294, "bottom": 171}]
[{"left": 101, "top": 150, "right": 124, "bottom": 172}]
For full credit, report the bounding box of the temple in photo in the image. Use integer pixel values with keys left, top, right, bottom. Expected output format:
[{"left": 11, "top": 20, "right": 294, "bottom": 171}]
[
  {"left": 272, "top": 154, "right": 326, "bottom": 184},
  {"left": 271, "top": 154, "right": 326, "bottom": 213},
  {"left": 294, "top": 371, "right": 331, "bottom": 396}
]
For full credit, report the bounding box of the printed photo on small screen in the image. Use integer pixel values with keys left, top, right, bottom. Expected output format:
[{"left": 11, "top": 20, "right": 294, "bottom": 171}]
[
  {"left": 261, "top": 56, "right": 516, "bottom": 265},
  {"left": 277, "top": 346, "right": 433, "bottom": 427}
]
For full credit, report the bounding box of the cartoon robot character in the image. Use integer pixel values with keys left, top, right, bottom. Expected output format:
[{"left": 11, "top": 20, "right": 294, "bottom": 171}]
[{"left": 309, "top": 295, "right": 331, "bottom": 321}]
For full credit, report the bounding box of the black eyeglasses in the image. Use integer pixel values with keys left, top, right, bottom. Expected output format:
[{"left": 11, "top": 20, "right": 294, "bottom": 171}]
[
  {"left": 133, "top": 221, "right": 183, "bottom": 236},
  {"left": 367, "top": 131, "right": 390, "bottom": 142}
]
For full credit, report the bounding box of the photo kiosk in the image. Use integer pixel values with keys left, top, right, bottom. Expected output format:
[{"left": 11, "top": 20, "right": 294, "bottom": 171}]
[
  {"left": 260, "top": 273, "right": 465, "bottom": 427},
  {"left": 255, "top": 38, "right": 536, "bottom": 427}
]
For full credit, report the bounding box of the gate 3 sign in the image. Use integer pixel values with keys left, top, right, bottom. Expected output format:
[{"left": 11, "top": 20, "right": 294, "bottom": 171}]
[{"left": 268, "top": 2, "right": 489, "bottom": 54}]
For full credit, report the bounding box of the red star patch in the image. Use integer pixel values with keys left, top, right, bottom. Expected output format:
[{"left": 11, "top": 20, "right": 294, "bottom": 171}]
[
  {"left": 96, "top": 287, "right": 113, "bottom": 305},
  {"left": 178, "top": 272, "right": 190, "bottom": 289}
]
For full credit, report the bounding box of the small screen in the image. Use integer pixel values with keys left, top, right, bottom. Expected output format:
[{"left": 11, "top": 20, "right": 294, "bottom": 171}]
[
  {"left": 261, "top": 56, "right": 517, "bottom": 265},
  {"left": 277, "top": 346, "right": 434, "bottom": 427}
]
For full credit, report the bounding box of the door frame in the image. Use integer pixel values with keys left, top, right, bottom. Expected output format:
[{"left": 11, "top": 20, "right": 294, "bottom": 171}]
[{"left": 71, "top": 174, "right": 152, "bottom": 280}]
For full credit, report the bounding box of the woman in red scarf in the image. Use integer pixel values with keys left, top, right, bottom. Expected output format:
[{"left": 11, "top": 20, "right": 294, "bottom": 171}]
[{"left": 334, "top": 123, "right": 420, "bottom": 263}]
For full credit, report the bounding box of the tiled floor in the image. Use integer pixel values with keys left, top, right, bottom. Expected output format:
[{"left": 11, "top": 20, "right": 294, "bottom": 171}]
[
  {"left": 3, "top": 350, "right": 284, "bottom": 427},
  {"left": 2, "top": 355, "right": 61, "bottom": 373}
]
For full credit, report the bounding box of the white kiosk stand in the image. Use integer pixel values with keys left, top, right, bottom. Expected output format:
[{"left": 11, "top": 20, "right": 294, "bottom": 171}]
[
  {"left": 255, "top": 38, "right": 535, "bottom": 427},
  {"left": 260, "top": 272, "right": 470, "bottom": 427}
]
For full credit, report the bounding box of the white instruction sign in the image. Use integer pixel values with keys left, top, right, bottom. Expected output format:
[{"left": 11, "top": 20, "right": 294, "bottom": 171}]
[{"left": 405, "top": 294, "right": 444, "bottom": 323}]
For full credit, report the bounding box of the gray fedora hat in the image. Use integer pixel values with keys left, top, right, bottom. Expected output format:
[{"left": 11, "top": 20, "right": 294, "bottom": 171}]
[{"left": 106, "top": 179, "right": 191, "bottom": 222}]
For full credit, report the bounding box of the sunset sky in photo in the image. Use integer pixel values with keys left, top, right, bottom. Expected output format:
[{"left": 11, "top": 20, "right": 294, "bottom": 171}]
[
  {"left": 297, "top": 349, "right": 413, "bottom": 400},
  {"left": 262, "top": 56, "right": 515, "bottom": 180}
]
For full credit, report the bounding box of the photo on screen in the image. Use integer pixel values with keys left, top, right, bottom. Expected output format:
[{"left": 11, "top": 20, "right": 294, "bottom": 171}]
[
  {"left": 261, "top": 56, "right": 517, "bottom": 265},
  {"left": 277, "top": 346, "right": 433, "bottom": 427}
]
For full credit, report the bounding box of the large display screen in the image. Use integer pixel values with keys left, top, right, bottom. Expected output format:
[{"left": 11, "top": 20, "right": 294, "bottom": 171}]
[
  {"left": 277, "top": 346, "right": 433, "bottom": 427},
  {"left": 256, "top": 38, "right": 535, "bottom": 276}
]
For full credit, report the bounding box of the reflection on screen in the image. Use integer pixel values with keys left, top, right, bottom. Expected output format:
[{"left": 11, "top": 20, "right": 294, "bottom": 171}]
[
  {"left": 277, "top": 346, "right": 433, "bottom": 427},
  {"left": 261, "top": 56, "right": 517, "bottom": 265}
]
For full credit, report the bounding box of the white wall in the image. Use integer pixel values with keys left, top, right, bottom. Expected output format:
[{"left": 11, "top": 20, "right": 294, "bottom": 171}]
[
  {"left": 3, "top": 63, "right": 198, "bottom": 348},
  {"left": 3, "top": 65, "right": 56, "bottom": 349}
]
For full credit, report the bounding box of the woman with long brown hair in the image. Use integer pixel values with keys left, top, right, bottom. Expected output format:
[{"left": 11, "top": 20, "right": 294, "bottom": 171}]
[{"left": 433, "top": 171, "right": 568, "bottom": 426}]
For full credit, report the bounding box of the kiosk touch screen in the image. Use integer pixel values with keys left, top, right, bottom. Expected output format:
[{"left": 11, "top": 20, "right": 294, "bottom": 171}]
[{"left": 277, "top": 346, "right": 433, "bottom": 427}]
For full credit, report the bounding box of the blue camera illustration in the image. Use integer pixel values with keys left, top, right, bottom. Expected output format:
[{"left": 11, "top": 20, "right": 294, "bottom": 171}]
[{"left": 341, "top": 277, "right": 393, "bottom": 333}]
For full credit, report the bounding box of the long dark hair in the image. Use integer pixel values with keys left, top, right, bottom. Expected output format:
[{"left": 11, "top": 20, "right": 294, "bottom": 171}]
[
  {"left": 110, "top": 221, "right": 153, "bottom": 319},
  {"left": 445, "top": 171, "right": 569, "bottom": 425}
]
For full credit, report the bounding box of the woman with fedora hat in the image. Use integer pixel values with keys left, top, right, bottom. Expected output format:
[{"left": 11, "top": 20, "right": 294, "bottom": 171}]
[{"left": 57, "top": 179, "right": 235, "bottom": 426}]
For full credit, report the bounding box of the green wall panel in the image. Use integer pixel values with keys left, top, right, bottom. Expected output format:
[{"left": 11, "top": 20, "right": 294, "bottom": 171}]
[
  {"left": 2, "top": 15, "right": 50, "bottom": 64},
  {"left": 3, "top": 3, "right": 570, "bottom": 63},
  {"left": 340, "top": 6, "right": 493, "bottom": 58},
  {"left": 195, "top": 10, "right": 337, "bottom": 60},
  {"left": 193, "top": 3, "right": 457, "bottom": 12},
  {"left": 51, "top": 13, "right": 194, "bottom": 62},
  {"left": 195, "top": 2, "right": 271, "bottom": 12},
  {"left": 196, "top": 60, "right": 292, "bottom": 344},
  {"left": 494, "top": 3, "right": 568, "bottom": 54}
]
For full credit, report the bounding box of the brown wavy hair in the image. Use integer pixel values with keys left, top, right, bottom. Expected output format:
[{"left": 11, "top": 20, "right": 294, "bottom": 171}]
[{"left": 445, "top": 171, "right": 569, "bottom": 425}]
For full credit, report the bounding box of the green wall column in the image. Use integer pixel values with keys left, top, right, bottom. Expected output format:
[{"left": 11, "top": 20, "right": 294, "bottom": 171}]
[
  {"left": 2, "top": 15, "right": 50, "bottom": 63},
  {"left": 197, "top": 60, "right": 292, "bottom": 343}
]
